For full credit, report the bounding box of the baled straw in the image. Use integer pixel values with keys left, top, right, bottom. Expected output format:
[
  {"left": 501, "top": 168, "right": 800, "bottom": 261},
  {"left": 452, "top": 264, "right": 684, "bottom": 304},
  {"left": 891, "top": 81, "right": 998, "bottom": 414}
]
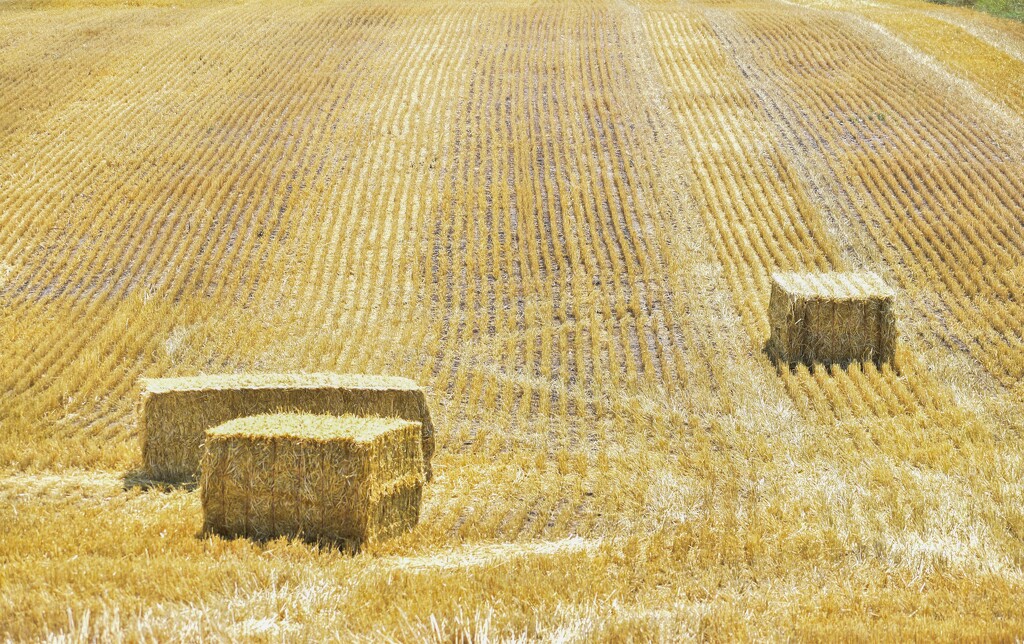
[
  {"left": 768, "top": 271, "right": 896, "bottom": 366},
  {"left": 139, "top": 372, "right": 434, "bottom": 482},
  {"left": 200, "top": 413, "right": 424, "bottom": 547}
]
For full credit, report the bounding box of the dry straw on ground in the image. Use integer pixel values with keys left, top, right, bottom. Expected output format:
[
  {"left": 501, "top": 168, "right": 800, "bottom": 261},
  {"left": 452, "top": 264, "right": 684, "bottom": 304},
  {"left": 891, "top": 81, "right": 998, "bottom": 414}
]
[
  {"left": 140, "top": 373, "right": 434, "bottom": 482},
  {"left": 7, "top": 0, "right": 1024, "bottom": 637},
  {"left": 768, "top": 271, "right": 896, "bottom": 366},
  {"left": 200, "top": 413, "right": 424, "bottom": 547}
]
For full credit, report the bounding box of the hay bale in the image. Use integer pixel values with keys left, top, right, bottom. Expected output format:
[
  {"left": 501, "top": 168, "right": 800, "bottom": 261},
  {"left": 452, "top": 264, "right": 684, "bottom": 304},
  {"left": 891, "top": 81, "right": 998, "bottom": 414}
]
[
  {"left": 768, "top": 271, "right": 896, "bottom": 366},
  {"left": 139, "top": 373, "right": 434, "bottom": 482},
  {"left": 200, "top": 413, "right": 424, "bottom": 547}
]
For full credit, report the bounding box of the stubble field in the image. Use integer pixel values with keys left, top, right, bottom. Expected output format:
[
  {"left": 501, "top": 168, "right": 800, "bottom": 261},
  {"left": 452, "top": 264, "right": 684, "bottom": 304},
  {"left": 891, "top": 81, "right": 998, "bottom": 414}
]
[{"left": 1, "top": 0, "right": 1024, "bottom": 639}]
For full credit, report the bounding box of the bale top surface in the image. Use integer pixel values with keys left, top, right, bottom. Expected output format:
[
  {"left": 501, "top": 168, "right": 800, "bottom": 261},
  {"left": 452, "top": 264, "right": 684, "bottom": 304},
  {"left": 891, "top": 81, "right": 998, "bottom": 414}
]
[
  {"left": 142, "top": 372, "right": 420, "bottom": 394},
  {"left": 205, "top": 413, "right": 420, "bottom": 444},
  {"left": 772, "top": 271, "right": 894, "bottom": 300}
]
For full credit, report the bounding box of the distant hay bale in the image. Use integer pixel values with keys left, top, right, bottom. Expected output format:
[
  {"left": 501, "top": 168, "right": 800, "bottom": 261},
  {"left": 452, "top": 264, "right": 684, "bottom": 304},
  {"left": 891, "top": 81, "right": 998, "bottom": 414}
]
[
  {"left": 200, "top": 413, "right": 424, "bottom": 547},
  {"left": 139, "top": 373, "right": 434, "bottom": 482},
  {"left": 768, "top": 271, "right": 896, "bottom": 366}
]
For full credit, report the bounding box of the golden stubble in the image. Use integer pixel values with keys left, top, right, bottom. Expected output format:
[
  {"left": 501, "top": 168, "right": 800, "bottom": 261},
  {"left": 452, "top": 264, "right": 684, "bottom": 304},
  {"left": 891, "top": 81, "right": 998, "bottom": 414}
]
[{"left": 1, "top": 0, "right": 1023, "bottom": 639}]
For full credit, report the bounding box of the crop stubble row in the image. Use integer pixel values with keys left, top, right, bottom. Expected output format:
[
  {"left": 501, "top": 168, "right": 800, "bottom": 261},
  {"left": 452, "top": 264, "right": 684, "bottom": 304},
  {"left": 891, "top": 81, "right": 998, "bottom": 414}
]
[{"left": 0, "top": 0, "right": 1022, "bottom": 542}]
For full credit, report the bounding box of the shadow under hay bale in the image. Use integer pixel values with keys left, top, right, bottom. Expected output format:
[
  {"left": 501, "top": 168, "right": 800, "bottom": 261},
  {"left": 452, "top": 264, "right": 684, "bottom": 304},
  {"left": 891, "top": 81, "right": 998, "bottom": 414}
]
[
  {"left": 121, "top": 467, "right": 197, "bottom": 492},
  {"left": 200, "top": 413, "right": 424, "bottom": 548},
  {"left": 139, "top": 373, "right": 434, "bottom": 483},
  {"left": 767, "top": 271, "right": 896, "bottom": 368}
]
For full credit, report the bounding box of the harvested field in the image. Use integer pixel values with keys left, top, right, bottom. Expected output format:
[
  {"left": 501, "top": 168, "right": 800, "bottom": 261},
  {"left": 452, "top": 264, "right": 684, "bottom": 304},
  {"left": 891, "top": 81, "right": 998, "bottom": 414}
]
[{"left": 1, "top": 0, "right": 1024, "bottom": 639}]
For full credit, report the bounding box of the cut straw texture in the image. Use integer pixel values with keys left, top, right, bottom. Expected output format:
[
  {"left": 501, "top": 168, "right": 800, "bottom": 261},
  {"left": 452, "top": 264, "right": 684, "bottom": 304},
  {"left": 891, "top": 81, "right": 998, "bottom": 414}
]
[
  {"left": 139, "top": 373, "right": 434, "bottom": 482},
  {"left": 200, "top": 413, "right": 424, "bottom": 547},
  {"left": 768, "top": 271, "right": 896, "bottom": 366}
]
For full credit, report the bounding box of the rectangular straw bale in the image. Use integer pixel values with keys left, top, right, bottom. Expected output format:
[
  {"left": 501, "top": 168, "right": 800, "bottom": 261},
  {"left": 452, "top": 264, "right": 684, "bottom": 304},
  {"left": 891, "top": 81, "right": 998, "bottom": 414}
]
[
  {"left": 140, "top": 372, "right": 434, "bottom": 483},
  {"left": 768, "top": 271, "right": 896, "bottom": 366},
  {"left": 200, "top": 413, "right": 424, "bottom": 547}
]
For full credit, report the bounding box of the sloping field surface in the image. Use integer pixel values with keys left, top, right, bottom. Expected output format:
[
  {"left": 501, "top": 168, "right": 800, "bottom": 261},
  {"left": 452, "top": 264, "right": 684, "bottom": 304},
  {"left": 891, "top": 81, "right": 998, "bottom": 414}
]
[{"left": 1, "top": 0, "right": 1023, "bottom": 638}]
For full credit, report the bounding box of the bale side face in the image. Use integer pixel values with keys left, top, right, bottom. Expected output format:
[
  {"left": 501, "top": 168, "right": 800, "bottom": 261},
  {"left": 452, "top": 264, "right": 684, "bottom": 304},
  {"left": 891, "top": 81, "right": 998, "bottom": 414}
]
[
  {"left": 363, "top": 474, "right": 423, "bottom": 544},
  {"left": 200, "top": 414, "right": 424, "bottom": 546},
  {"left": 768, "top": 272, "right": 896, "bottom": 366},
  {"left": 141, "top": 373, "right": 434, "bottom": 482}
]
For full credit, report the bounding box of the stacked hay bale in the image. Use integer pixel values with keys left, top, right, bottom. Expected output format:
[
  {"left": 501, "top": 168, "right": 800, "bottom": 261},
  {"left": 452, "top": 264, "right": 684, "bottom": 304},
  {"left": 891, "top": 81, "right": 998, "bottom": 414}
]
[
  {"left": 768, "top": 271, "right": 896, "bottom": 366},
  {"left": 140, "top": 373, "right": 434, "bottom": 482},
  {"left": 201, "top": 413, "right": 424, "bottom": 546}
]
